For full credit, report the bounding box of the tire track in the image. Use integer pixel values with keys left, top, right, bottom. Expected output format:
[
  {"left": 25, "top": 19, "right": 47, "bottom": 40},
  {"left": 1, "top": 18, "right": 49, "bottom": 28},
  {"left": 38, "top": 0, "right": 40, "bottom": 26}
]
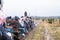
[
  {"left": 25, "top": 20, "right": 41, "bottom": 40},
  {"left": 41, "top": 26, "right": 50, "bottom": 40}
]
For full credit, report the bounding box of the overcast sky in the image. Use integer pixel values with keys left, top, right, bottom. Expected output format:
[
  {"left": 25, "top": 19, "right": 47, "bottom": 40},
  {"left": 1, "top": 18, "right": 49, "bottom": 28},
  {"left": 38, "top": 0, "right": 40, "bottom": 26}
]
[{"left": 3, "top": 0, "right": 60, "bottom": 17}]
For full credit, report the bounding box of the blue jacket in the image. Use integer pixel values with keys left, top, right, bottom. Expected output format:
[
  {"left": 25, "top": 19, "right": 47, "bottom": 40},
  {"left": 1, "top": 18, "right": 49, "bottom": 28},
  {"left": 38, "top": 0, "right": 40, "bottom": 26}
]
[
  {"left": 17, "top": 22, "right": 23, "bottom": 28},
  {"left": 0, "top": 25, "right": 11, "bottom": 40}
]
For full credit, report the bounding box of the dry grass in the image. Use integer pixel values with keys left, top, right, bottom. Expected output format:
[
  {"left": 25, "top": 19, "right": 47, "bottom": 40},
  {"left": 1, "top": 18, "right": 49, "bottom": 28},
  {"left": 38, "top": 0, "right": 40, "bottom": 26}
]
[
  {"left": 31, "top": 21, "right": 42, "bottom": 40},
  {"left": 31, "top": 20, "right": 60, "bottom": 40},
  {"left": 46, "top": 20, "right": 60, "bottom": 40},
  {"left": 31, "top": 20, "right": 46, "bottom": 40}
]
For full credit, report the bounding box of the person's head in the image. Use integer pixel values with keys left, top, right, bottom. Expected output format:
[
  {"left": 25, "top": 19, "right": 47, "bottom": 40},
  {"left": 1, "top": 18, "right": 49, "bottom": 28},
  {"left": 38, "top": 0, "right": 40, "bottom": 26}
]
[
  {"left": 30, "top": 17, "right": 32, "bottom": 19},
  {"left": 6, "top": 16, "right": 12, "bottom": 20},
  {"left": 14, "top": 16, "right": 19, "bottom": 21},
  {"left": 24, "top": 11, "right": 27, "bottom": 16}
]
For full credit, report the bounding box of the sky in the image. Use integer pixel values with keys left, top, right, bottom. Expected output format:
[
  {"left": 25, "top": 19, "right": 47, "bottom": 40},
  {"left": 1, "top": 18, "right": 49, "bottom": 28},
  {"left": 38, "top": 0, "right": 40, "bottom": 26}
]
[{"left": 3, "top": 0, "right": 60, "bottom": 17}]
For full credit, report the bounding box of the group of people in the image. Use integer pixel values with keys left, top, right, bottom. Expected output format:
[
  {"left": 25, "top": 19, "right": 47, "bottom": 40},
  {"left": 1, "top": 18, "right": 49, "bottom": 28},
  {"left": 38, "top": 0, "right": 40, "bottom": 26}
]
[{"left": 0, "top": 11, "right": 35, "bottom": 40}]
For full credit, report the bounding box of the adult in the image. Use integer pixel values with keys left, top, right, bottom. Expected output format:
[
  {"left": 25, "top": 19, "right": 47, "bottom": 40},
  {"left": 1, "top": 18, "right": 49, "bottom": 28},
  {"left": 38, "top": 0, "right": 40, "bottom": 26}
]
[{"left": 0, "top": 6, "right": 11, "bottom": 40}]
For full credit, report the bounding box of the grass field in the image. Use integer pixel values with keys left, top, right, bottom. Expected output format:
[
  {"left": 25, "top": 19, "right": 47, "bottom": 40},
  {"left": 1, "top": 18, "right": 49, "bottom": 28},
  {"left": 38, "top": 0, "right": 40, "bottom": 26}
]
[
  {"left": 47, "top": 23, "right": 60, "bottom": 40},
  {"left": 31, "top": 22, "right": 42, "bottom": 40},
  {"left": 44, "top": 20, "right": 60, "bottom": 40},
  {"left": 31, "top": 20, "right": 60, "bottom": 40},
  {"left": 31, "top": 20, "right": 44, "bottom": 40}
]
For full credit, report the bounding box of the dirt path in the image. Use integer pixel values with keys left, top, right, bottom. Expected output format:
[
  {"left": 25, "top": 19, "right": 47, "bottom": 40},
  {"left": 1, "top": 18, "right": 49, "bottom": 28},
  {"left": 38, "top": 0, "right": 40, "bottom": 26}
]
[
  {"left": 31, "top": 21, "right": 50, "bottom": 40},
  {"left": 40, "top": 21, "right": 50, "bottom": 40},
  {"left": 40, "top": 26, "right": 50, "bottom": 40},
  {"left": 31, "top": 20, "right": 42, "bottom": 40},
  {"left": 25, "top": 20, "right": 41, "bottom": 40}
]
